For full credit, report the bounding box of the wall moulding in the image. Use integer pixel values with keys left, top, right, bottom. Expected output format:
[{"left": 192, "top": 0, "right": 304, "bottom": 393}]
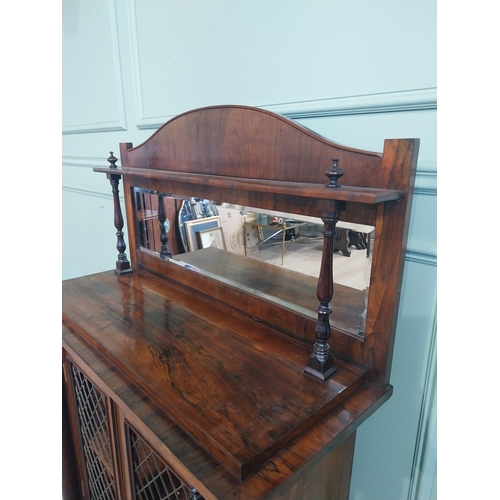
[
  {"left": 62, "top": 185, "right": 117, "bottom": 202},
  {"left": 63, "top": 156, "right": 125, "bottom": 200},
  {"left": 405, "top": 244, "right": 437, "bottom": 267},
  {"left": 133, "top": 87, "right": 437, "bottom": 130},
  {"left": 263, "top": 87, "right": 437, "bottom": 119},
  {"left": 62, "top": 122, "right": 127, "bottom": 135},
  {"left": 414, "top": 160, "right": 437, "bottom": 196},
  {"left": 408, "top": 309, "right": 437, "bottom": 500},
  {"left": 63, "top": 156, "right": 114, "bottom": 168},
  {"left": 62, "top": 0, "right": 127, "bottom": 135}
]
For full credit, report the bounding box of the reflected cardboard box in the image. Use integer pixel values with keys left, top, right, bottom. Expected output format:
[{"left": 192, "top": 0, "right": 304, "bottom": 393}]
[{"left": 218, "top": 207, "right": 247, "bottom": 256}]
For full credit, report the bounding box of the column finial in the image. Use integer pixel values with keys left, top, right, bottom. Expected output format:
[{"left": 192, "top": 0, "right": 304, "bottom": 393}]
[
  {"left": 325, "top": 157, "right": 344, "bottom": 188},
  {"left": 108, "top": 151, "right": 118, "bottom": 168}
]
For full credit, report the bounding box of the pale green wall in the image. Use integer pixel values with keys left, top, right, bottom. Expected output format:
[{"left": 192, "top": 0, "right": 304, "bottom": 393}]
[{"left": 62, "top": 2, "right": 436, "bottom": 498}]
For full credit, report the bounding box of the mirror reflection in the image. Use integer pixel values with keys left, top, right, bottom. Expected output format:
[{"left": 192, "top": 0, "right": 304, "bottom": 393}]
[{"left": 133, "top": 188, "right": 374, "bottom": 337}]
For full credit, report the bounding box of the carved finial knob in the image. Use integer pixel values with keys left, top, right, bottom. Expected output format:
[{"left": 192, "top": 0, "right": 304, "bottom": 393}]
[
  {"left": 189, "top": 488, "right": 202, "bottom": 500},
  {"left": 325, "top": 157, "right": 344, "bottom": 188},
  {"left": 108, "top": 151, "right": 118, "bottom": 169}
]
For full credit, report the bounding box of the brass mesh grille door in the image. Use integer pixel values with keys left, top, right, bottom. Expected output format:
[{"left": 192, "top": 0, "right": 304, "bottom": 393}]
[
  {"left": 126, "top": 423, "right": 202, "bottom": 500},
  {"left": 69, "top": 361, "right": 118, "bottom": 500}
]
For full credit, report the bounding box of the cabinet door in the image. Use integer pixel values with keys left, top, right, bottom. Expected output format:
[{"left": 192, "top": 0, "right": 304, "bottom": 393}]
[
  {"left": 64, "top": 348, "right": 204, "bottom": 500},
  {"left": 65, "top": 357, "right": 121, "bottom": 500},
  {"left": 122, "top": 420, "right": 203, "bottom": 500}
]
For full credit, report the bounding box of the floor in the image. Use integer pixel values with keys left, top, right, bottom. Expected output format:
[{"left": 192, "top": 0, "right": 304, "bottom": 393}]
[{"left": 246, "top": 234, "right": 370, "bottom": 291}]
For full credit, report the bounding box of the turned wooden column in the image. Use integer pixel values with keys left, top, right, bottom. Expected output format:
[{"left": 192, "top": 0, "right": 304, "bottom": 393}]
[
  {"left": 158, "top": 193, "right": 172, "bottom": 259},
  {"left": 305, "top": 158, "right": 345, "bottom": 381},
  {"left": 305, "top": 204, "right": 345, "bottom": 380},
  {"left": 107, "top": 152, "right": 132, "bottom": 275}
]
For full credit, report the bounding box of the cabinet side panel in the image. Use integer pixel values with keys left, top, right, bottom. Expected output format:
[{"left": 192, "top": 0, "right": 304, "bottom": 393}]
[{"left": 266, "top": 432, "right": 356, "bottom": 500}]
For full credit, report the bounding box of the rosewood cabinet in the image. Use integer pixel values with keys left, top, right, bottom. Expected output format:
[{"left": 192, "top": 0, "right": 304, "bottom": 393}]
[{"left": 63, "top": 105, "right": 419, "bottom": 500}]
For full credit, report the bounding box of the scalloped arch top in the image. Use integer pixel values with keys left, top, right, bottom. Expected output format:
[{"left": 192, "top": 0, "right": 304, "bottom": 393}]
[{"left": 121, "top": 105, "right": 383, "bottom": 187}]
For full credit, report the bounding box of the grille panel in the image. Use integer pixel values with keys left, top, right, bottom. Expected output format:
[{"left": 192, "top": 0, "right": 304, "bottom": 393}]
[
  {"left": 69, "top": 361, "right": 117, "bottom": 500},
  {"left": 126, "top": 423, "right": 202, "bottom": 500}
]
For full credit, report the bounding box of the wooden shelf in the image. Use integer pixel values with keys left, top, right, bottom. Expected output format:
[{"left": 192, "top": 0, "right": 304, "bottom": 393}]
[{"left": 93, "top": 166, "right": 405, "bottom": 204}]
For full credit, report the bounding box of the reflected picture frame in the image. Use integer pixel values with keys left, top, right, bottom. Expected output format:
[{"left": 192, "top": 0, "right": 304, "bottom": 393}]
[
  {"left": 184, "top": 216, "right": 221, "bottom": 251},
  {"left": 197, "top": 227, "right": 226, "bottom": 251}
]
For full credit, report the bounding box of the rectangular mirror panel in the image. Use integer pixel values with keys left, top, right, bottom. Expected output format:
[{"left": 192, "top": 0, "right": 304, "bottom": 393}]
[{"left": 133, "top": 188, "right": 374, "bottom": 338}]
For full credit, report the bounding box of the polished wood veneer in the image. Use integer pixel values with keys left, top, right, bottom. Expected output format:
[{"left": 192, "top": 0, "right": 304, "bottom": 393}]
[
  {"left": 63, "top": 268, "right": 367, "bottom": 479},
  {"left": 64, "top": 104, "right": 418, "bottom": 500},
  {"left": 63, "top": 321, "right": 391, "bottom": 500},
  {"left": 93, "top": 166, "right": 405, "bottom": 204}
]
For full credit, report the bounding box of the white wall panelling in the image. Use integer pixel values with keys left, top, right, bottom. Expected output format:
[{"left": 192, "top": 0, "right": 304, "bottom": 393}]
[
  {"left": 350, "top": 262, "right": 437, "bottom": 500},
  {"left": 62, "top": 155, "right": 128, "bottom": 281},
  {"left": 127, "top": 0, "right": 436, "bottom": 128},
  {"left": 62, "top": 0, "right": 127, "bottom": 134},
  {"left": 62, "top": 188, "right": 129, "bottom": 280},
  {"left": 62, "top": 156, "right": 114, "bottom": 195},
  {"left": 62, "top": 2, "right": 436, "bottom": 498},
  {"left": 265, "top": 87, "right": 437, "bottom": 120},
  {"left": 408, "top": 313, "right": 437, "bottom": 500}
]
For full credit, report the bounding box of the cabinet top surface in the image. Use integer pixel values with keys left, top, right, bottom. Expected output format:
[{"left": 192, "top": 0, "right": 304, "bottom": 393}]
[{"left": 62, "top": 268, "right": 367, "bottom": 479}]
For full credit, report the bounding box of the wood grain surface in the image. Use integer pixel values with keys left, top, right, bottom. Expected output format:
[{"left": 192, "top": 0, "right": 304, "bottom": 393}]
[
  {"left": 62, "top": 269, "right": 367, "bottom": 479},
  {"left": 63, "top": 322, "right": 392, "bottom": 500}
]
